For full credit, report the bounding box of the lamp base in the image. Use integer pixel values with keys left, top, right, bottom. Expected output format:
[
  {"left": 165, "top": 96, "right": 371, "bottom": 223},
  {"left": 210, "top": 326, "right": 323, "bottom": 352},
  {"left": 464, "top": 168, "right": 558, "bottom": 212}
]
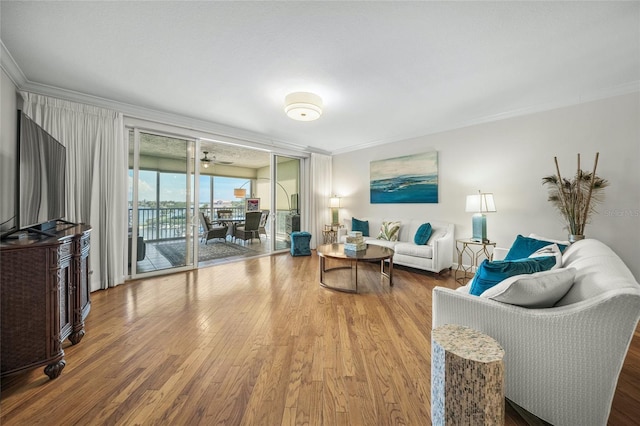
[
  {"left": 471, "top": 214, "right": 488, "bottom": 243},
  {"left": 331, "top": 208, "right": 339, "bottom": 226}
]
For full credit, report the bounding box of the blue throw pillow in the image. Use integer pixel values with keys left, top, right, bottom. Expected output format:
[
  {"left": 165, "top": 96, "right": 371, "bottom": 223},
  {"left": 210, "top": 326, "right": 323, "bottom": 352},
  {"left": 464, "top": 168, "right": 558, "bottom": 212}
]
[
  {"left": 414, "top": 223, "right": 432, "bottom": 245},
  {"left": 352, "top": 217, "right": 369, "bottom": 237},
  {"left": 505, "top": 235, "right": 568, "bottom": 260},
  {"left": 469, "top": 256, "right": 557, "bottom": 296}
]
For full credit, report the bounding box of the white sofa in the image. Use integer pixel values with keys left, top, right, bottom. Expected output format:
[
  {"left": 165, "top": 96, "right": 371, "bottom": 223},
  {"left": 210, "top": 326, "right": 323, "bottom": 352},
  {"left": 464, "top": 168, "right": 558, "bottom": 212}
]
[
  {"left": 432, "top": 238, "right": 640, "bottom": 426},
  {"left": 338, "top": 218, "right": 454, "bottom": 273}
]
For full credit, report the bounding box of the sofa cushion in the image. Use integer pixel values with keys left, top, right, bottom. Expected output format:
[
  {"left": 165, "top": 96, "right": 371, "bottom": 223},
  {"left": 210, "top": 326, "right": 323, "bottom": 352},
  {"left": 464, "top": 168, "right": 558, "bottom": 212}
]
[
  {"left": 469, "top": 256, "right": 557, "bottom": 296},
  {"left": 394, "top": 242, "right": 433, "bottom": 259},
  {"left": 414, "top": 223, "right": 432, "bottom": 245},
  {"left": 505, "top": 234, "right": 566, "bottom": 260},
  {"left": 480, "top": 268, "right": 576, "bottom": 308},
  {"left": 352, "top": 217, "right": 369, "bottom": 237},
  {"left": 366, "top": 239, "right": 396, "bottom": 250},
  {"left": 377, "top": 220, "right": 401, "bottom": 241}
]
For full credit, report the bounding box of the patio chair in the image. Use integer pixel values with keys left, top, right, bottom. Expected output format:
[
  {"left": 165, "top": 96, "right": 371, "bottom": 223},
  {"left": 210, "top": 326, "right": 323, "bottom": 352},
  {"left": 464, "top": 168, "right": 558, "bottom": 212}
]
[
  {"left": 258, "top": 210, "right": 269, "bottom": 239},
  {"left": 233, "top": 211, "right": 262, "bottom": 244},
  {"left": 199, "top": 212, "right": 228, "bottom": 244}
]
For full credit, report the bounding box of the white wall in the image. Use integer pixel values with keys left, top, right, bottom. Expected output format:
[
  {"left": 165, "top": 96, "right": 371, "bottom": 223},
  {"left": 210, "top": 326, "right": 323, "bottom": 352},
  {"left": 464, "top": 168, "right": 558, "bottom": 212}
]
[
  {"left": 0, "top": 69, "right": 17, "bottom": 233},
  {"left": 333, "top": 93, "right": 640, "bottom": 280}
]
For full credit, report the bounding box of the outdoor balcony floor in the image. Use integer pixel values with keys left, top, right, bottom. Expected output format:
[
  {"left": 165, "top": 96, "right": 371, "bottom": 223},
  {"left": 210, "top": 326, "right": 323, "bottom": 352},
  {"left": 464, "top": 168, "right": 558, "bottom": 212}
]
[{"left": 133, "top": 234, "right": 290, "bottom": 274}]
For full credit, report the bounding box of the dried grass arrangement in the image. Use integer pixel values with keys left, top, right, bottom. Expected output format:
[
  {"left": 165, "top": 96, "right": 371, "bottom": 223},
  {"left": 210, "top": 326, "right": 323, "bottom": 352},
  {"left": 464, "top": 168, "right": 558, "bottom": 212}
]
[{"left": 542, "top": 153, "right": 608, "bottom": 238}]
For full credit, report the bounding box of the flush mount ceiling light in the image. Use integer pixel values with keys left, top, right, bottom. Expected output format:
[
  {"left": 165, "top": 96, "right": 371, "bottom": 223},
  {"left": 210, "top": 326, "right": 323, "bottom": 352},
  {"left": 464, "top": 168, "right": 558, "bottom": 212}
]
[{"left": 284, "top": 92, "right": 323, "bottom": 121}]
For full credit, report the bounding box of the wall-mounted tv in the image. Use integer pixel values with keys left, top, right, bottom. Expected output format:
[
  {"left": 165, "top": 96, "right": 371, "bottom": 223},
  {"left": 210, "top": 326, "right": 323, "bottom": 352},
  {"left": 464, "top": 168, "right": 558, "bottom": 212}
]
[{"left": 16, "top": 111, "right": 66, "bottom": 232}]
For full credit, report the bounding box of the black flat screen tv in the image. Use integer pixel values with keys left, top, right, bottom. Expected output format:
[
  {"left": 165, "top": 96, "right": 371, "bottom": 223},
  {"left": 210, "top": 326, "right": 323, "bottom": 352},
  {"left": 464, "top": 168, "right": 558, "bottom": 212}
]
[{"left": 16, "top": 111, "right": 66, "bottom": 232}]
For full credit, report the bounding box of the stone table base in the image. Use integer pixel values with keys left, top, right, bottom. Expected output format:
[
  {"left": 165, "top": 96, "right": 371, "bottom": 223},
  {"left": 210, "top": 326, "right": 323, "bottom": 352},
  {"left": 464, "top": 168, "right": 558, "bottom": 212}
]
[{"left": 431, "top": 324, "right": 505, "bottom": 425}]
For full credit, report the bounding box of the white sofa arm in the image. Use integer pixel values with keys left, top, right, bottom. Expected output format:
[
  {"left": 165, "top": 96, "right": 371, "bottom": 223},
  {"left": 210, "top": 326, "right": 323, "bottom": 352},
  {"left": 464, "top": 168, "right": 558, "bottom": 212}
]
[
  {"left": 493, "top": 247, "right": 508, "bottom": 260},
  {"left": 430, "top": 223, "right": 454, "bottom": 272},
  {"left": 432, "top": 286, "right": 640, "bottom": 426}
]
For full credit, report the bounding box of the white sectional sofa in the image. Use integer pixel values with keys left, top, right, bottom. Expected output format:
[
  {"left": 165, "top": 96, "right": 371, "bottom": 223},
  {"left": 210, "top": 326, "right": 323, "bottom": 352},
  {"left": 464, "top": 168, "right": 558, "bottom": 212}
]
[
  {"left": 338, "top": 218, "right": 454, "bottom": 273},
  {"left": 432, "top": 238, "right": 640, "bottom": 426}
]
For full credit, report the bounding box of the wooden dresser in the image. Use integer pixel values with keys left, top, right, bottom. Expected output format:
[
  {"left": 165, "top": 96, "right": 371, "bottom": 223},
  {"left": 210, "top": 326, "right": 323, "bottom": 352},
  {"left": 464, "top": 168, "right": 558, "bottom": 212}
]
[{"left": 1, "top": 224, "right": 91, "bottom": 379}]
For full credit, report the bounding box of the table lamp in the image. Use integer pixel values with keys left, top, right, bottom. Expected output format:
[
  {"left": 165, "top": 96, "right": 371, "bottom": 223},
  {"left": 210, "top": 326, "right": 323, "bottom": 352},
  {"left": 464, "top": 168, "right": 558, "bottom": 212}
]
[{"left": 465, "top": 191, "right": 496, "bottom": 243}]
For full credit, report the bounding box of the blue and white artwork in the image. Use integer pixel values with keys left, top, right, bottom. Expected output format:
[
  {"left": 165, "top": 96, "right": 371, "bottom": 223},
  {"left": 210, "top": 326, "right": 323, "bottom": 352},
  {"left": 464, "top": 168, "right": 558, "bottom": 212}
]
[{"left": 370, "top": 151, "right": 438, "bottom": 203}]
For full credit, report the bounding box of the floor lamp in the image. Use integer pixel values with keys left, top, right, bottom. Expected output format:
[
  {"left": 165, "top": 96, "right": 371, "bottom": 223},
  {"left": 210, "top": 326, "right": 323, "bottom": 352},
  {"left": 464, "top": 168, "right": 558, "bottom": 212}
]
[{"left": 234, "top": 179, "right": 291, "bottom": 211}]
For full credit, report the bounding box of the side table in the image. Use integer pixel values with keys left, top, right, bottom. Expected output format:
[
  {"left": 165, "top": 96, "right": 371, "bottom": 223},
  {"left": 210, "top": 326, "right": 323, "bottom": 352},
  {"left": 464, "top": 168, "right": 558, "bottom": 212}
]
[
  {"left": 455, "top": 239, "right": 496, "bottom": 284},
  {"left": 431, "top": 324, "right": 505, "bottom": 425},
  {"left": 322, "top": 225, "right": 340, "bottom": 244}
]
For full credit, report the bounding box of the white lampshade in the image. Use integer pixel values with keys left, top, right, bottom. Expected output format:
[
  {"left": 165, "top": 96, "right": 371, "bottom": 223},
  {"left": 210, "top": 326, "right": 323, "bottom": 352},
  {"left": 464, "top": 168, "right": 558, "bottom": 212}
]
[
  {"left": 284, "top": 92, "right": 323, "bottom": 121},
  {"left": 465, "top": 192, "right": 496, "bottom": 213},
  {"left": 329, "top": 196, "right": 341, "bottom": 208}
]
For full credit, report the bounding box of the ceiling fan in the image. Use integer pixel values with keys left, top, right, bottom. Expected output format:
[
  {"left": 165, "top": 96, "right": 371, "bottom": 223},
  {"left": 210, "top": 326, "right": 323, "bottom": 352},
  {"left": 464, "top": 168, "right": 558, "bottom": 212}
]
[
  {"left": 201, "top": 151, "right": 234, "bottom": 168},
  {"left": 201, "top": 151, "right": 213, "bottom": 168}
]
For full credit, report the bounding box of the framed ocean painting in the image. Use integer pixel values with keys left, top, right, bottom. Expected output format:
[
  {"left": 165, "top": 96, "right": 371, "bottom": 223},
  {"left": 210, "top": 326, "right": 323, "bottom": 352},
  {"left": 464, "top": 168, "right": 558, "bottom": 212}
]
[{"left": 370, "top": 151, "right": 438, "bottom": 203}]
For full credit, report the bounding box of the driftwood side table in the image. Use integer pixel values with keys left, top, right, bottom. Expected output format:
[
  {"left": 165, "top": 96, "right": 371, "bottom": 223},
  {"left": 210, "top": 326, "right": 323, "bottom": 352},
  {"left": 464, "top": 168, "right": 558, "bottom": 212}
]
[{"left": 431, "top": 324, "right": 505, "bottom": 425}]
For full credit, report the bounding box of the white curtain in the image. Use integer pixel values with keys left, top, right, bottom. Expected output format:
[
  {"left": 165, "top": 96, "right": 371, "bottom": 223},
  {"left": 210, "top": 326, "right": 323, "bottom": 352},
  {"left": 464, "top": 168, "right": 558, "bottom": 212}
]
[
  {"left": 308, "top": 153, "right": 333, "bottom": 249},
  {"left": 20, "top": 92, "right": 127, "bottom": 290}
]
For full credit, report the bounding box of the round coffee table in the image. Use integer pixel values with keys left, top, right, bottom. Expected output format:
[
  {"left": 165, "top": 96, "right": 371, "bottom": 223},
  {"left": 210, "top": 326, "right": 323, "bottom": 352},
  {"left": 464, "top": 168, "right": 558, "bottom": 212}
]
[{"left": 316, "top": 243, "right": 394, "bottom": 293}]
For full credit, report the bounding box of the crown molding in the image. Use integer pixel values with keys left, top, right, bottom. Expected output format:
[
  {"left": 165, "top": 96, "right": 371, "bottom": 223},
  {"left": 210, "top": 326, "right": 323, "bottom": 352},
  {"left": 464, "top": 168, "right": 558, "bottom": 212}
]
[
  {"left": 1, "top": 40, "right": 331, "bottom": 157},
  {"left": 18, "top": 80, "right": 331, "bottom": 156},
  {"left": 0, "top": 40, "right": 27, "bottom": 88},
  {"left": 4, "top": 36, "right": 636, "bottom": 158},
  {"left": 331, "top": 81, "right": 640, "bottom": 156}
]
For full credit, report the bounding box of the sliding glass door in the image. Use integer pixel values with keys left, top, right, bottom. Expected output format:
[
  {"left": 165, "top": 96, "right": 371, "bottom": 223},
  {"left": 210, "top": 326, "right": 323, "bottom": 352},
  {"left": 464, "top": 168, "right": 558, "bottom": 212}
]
[
  {"left": 273, "top": 155, "right": 301, "bottom": 251},
  {"left": 128, "top": 129, "right": 197, "bottom": 276}
]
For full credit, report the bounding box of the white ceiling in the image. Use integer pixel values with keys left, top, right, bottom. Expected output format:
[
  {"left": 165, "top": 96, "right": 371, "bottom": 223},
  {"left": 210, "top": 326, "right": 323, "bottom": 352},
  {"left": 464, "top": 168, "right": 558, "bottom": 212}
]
[{"left": 2, "top": 1, "right": 639, "bottom": 155}]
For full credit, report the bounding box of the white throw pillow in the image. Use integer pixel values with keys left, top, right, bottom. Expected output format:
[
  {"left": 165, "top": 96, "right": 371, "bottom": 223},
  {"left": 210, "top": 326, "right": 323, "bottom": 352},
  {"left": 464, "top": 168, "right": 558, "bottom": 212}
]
[
  {"left": 480, "top": 268, "right": 576, "bottom": 308},
  {"left": 528, "top": 243, "right": 562, "bottom": 270}
]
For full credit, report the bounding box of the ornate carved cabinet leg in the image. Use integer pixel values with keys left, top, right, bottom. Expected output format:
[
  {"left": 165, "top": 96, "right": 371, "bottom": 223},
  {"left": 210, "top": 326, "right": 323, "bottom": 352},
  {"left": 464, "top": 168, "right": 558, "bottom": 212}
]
[
  {"left": 44, "top": 359, "right": 66, "bottom": 380},
  {"left": 69, "top": 329, "right": 85, "bottom": 345}
]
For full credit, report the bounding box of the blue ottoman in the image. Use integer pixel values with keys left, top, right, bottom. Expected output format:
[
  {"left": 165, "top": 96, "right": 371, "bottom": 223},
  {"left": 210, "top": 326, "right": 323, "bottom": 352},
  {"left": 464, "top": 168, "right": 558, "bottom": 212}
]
[{"left": 290, "top": 231, "right": 312, "bottom": 256}]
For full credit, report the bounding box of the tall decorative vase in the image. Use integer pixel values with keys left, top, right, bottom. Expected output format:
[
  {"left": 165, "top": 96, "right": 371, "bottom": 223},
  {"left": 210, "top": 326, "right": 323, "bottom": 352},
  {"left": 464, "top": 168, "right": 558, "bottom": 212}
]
[{"left": 568, "top": 234, "right": 585, "bottom": 244}]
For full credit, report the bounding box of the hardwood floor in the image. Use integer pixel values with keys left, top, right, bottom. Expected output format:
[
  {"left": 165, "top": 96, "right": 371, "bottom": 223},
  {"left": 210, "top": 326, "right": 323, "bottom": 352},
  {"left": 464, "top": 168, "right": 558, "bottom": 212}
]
[{"left": 2, "top": 252, "right": 639, "bottom": 425}]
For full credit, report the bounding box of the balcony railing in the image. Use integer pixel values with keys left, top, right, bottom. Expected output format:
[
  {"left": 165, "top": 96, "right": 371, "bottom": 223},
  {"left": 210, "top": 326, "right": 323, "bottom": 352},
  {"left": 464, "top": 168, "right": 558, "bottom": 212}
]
[{"left": 129, "top": 206, "right": 288, "bottom": 242}]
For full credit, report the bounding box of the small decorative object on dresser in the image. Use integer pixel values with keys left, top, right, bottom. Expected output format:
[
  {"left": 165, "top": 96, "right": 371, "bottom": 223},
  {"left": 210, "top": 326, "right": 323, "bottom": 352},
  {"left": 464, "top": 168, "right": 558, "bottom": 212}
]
[{"left": 542, "top": 152, "right": 608, "bottom": 242}]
